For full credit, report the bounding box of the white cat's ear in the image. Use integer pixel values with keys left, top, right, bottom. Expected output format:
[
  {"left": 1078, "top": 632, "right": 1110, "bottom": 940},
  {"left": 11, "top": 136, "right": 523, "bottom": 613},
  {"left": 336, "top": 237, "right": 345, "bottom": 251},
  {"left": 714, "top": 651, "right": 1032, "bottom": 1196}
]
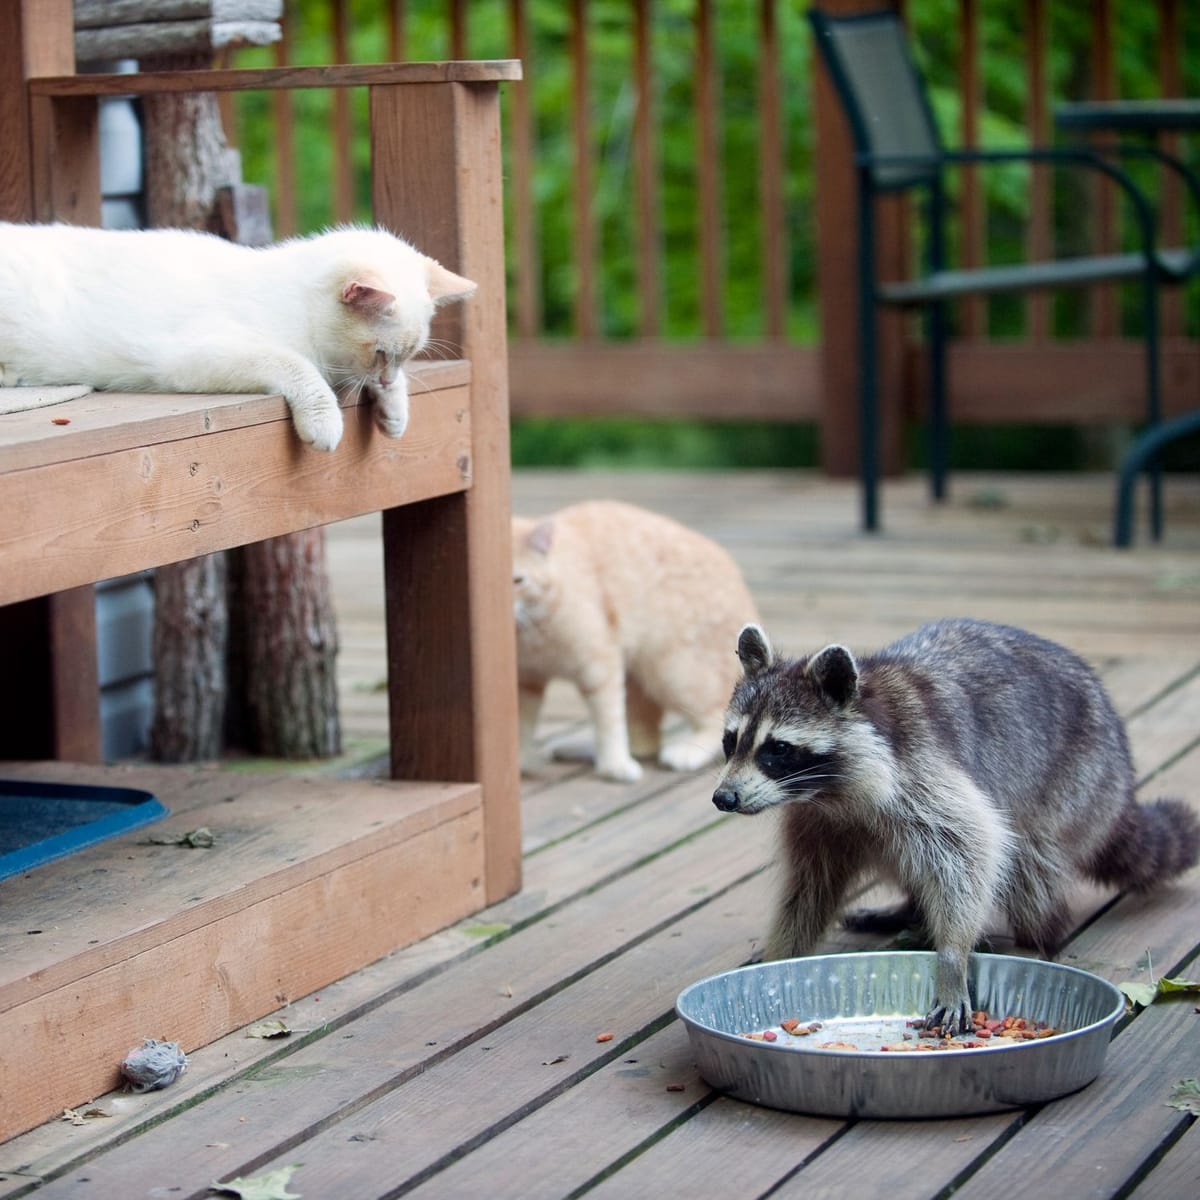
[
  {"left": 527, "top": 519, "right": 554, "bottom": 555},
  {"left": 342, "top": 280, "right": 396, "bottom": 316},
  {"left": 426, "top": 259, "right": 477, "bottom": 306}
]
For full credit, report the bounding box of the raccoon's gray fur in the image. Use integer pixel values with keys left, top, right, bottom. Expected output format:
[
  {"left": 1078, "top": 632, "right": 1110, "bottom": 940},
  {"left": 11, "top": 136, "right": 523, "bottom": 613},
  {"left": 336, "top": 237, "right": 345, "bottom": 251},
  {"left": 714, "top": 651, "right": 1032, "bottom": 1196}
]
[{"left": 712, "top": 618, "right": 1199, "bottom": 1035}]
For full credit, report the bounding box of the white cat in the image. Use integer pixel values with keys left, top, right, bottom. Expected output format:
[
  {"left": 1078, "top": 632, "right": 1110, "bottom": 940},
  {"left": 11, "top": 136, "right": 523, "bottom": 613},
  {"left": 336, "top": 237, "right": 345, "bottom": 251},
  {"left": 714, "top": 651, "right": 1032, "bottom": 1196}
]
[{"left": 0, "top": 223, "right": 475, "bottom": 450}]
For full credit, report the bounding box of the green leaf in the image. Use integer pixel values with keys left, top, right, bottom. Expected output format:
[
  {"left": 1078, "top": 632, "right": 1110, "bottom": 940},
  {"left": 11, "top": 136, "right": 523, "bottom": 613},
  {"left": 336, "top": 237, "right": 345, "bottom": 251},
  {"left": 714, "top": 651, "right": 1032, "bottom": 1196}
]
[
  {"left": 462, "top": 922, "right": 510, "bottom": 939},
  {"left": 1157, "top": 977, "right": 1200, "bottom": 996},
  {"left": 1119, "top": 982, "right": 1159, "bottom": 1008},
  {"left": 210, "top": 1164, "right": 302, "bottom": 1200},
  {"left": 1120, "top": 975, "right": 1200, "bottom": 1008},
  {"left": 1166, "top": 1079, "right": 1200, "bottom": 1117}
]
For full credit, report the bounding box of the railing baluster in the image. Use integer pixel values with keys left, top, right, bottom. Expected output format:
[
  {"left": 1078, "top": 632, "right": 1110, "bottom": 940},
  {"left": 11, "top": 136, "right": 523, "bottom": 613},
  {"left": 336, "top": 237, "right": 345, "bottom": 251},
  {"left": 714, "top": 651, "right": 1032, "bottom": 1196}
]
[
  {"left": 271, "top": 17, "right": 297, "bottom": 236},
  {"left": 509, "top": 0, "right": 541, "bottom": 339},
  {"left": 1158, "top": 0, "right": 1183, "bottom": 338},
  {"left": 389, "top": 1, "right": 407, "bottom": 62},
  {"left": 332, "top": 0, "right": 353, "bottom": 224},
  {"left": 1026, "top": 0, "right": 1050, "bottom": 341},
  {"left": 449, "top": 0, "right": 467, "bottom": 59},
  {"left": 633, "top": 0, "right": 661, "bottom": 338},
  {"left": 959, "top": 0, "right": 984, "bottom": 338},
  {"left": 695, "top": 0, "right": 723, "bottom": 338},
  {"left": 758, "top": 0, "right": 787, "bottom": 341},
  {"left": 1089, "top": 0, "right": 1118, "bottom": 337},
  {"left": 570, "top": 0, "right": 597, "bottom": 338}
]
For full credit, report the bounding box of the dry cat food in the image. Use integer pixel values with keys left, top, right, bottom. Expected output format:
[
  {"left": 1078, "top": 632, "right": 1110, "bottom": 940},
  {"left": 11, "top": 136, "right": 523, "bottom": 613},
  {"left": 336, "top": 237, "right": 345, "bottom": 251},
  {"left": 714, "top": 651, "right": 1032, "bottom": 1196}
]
[{"left": 740, "top": 1009, "right": 1062, "bottom": 1052}]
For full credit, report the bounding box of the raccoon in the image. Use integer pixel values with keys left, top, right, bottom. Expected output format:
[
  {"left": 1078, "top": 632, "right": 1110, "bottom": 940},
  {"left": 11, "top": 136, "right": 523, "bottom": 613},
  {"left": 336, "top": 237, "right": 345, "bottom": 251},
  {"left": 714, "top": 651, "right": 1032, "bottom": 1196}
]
[{"left": 712, "top": 618, "right": 1199, "bottom": 1035}]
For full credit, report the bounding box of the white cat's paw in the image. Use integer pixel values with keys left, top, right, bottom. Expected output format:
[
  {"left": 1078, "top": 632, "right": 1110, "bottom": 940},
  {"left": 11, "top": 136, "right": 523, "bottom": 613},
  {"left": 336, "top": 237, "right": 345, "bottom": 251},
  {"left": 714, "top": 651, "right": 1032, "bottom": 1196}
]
[
  {"left": 595, "top": 754, "right": 643, "bottom": 784},
  {"left": 374, "top": 408, "right": 409, "bottom": 439},
  {"left": 371, "top": 380, "right": 410, "bottom": 440},
  {"left": 292, "top": 406, "right": 344, "bottom": 452},
  {"left": 659, "top": 739, "right": 719, "bottom": 773}
]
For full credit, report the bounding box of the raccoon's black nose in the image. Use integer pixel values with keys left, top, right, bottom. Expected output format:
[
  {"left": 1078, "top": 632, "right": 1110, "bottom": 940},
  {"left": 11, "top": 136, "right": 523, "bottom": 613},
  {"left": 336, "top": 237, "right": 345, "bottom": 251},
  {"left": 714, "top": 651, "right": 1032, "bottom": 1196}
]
[{"left": 712, "top": 788, "right": 740, "bottom": 813}]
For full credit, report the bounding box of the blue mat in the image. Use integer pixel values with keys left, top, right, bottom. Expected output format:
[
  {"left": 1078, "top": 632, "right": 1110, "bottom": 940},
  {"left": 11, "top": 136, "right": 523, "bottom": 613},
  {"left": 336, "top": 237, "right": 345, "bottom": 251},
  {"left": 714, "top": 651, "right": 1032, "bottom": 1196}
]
[{"left": 0, "top": 779, "right": 168, "bottom": 881}]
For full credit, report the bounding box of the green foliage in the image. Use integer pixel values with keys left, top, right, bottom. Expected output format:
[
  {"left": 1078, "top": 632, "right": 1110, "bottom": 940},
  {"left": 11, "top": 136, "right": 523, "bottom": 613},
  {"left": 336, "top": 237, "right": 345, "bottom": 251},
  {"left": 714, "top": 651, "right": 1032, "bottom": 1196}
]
[
  {"left": 228, "top": 2, "right": 1200, "bottom": 469},
  {"left": 510, "top": 417, "right": 819, "bottom": 470}
]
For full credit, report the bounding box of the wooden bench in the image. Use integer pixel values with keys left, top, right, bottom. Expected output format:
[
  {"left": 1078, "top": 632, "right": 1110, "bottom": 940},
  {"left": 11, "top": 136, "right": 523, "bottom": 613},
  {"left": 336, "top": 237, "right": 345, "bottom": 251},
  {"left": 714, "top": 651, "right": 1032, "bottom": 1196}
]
[{"left": 0, "top": 2, "right": 522, "bottom": 1143}]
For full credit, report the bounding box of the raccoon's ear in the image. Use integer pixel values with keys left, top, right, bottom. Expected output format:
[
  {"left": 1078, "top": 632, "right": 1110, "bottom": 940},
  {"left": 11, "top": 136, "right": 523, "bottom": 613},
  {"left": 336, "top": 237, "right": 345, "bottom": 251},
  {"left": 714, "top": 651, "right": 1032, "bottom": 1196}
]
[
  {"left": 809, "top": 644, "right": 859, "bottom": 707},
  {"left": 737, "top": 624, "right": 773, "bottom": 676}
]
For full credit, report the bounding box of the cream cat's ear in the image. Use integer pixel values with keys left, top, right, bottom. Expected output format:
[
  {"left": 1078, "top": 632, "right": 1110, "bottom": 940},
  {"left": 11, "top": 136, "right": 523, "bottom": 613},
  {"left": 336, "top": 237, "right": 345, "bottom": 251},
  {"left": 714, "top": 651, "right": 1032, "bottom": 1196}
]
[
  {"left": 527, "top": 519, "right": 554, "bottom": 554},
  {"left": 425, "top": 259, "right": 477, "bottom": 306},
  {"left": 342, "top": 279, "right": 396, "bottom": 315}
]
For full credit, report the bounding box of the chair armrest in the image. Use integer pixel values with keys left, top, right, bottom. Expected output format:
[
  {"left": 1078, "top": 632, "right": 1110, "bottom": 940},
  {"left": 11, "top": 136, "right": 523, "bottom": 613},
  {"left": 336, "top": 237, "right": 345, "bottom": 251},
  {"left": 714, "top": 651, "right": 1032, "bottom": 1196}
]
[
  {"left": 1078, "top": 141, "right": 1200, "bottom": 239},
  {"left": 939, "top": 147, "right": 1166, "bottom": 270}
]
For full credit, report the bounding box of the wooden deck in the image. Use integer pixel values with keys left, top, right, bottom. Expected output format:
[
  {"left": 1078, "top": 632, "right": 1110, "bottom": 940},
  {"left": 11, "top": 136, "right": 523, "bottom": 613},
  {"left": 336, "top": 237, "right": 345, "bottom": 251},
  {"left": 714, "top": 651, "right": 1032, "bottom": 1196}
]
[{"left": 2, "top": 467, "right": 1199, "bottom": 1199}]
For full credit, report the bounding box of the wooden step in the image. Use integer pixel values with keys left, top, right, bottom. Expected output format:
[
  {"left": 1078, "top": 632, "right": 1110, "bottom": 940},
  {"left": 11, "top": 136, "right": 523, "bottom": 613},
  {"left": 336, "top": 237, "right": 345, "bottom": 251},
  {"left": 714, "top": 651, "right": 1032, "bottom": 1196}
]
[{"left": 0, "top": 761, "right": 483, "bottom": 1142}]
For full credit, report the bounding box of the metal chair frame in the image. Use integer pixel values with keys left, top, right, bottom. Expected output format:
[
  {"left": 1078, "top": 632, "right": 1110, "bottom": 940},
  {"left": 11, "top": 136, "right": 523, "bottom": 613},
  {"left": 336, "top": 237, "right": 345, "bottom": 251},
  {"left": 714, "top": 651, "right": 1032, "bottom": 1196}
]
[{"left": 809, "top": 6, "right": 1200, "bottom": 539}]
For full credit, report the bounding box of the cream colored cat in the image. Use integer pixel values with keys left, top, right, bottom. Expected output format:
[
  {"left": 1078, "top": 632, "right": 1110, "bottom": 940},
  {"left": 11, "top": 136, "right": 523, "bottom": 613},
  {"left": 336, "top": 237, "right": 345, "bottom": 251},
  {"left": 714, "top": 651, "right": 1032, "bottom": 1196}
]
[
  {"left": 0, "top": 222, "right": 475, "bottom": 451},
  {"left": 512, "top": 500, "right": 761, "bottom": 782}
]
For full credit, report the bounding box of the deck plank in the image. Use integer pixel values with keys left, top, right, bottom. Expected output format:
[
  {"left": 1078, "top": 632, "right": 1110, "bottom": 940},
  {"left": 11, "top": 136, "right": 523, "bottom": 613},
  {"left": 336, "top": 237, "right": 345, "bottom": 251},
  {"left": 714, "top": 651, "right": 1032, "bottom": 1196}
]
[{"left": 2, "top": 469, "right": 1198, "bottom": 1198}]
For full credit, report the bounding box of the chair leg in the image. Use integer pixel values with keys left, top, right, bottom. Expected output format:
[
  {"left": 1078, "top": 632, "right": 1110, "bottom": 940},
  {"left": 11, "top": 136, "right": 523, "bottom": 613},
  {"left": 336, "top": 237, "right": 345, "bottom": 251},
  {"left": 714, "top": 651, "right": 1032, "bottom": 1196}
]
[
  {"left": 1114, "top": 409, "right": 1200, "bottom": 547},
  {"left": 928, "top": 299, "right": 948, "bottom": 502},
  {"left": 858, "top": 186, "right": 880, "bottom": 533},
  {"left": 1140, "top": 270, "right": 1164, "bottom": 540}
]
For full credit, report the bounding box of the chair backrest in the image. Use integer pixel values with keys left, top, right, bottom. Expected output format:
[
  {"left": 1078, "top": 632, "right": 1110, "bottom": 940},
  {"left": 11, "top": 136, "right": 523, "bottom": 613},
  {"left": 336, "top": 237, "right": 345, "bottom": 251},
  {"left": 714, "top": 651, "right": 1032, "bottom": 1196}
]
[{"left": 808, "top": 7, "right": 943, "bottom": 190}]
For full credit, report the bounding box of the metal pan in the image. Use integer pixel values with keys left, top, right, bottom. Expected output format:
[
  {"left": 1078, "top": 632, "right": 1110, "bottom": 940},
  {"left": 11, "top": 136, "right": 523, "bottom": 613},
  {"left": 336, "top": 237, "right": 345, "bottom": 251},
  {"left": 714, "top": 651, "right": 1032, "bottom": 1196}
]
[{"left": 676, "top": 951, "right": 1124, "bottom": 1119}]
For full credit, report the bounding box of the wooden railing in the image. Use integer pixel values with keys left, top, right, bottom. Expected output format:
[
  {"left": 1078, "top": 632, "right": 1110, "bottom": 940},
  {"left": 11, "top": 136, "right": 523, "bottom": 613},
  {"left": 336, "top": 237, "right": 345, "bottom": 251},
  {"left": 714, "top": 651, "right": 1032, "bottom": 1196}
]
[{"left": 225, "top": 0, "right": 1200, "bottom": 475}]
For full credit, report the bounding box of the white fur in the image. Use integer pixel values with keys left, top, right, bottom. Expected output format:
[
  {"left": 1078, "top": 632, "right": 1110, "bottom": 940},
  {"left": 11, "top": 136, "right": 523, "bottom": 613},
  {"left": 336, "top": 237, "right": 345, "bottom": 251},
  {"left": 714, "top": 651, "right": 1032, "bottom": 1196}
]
[{"left": 0, "top": 223, "right": 475, "bottom": 450}]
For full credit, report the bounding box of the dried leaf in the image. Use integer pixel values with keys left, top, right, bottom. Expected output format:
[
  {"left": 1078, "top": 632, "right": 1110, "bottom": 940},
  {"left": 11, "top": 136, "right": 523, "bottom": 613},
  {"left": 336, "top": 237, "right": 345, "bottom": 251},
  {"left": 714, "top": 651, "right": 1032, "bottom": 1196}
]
[
  {"left": 246, "top": 1019, "right": 291, "bottom": 1040},
  {"left": 210, "top": 1164, "right": 302, "bottom": 1199},
  {"left": 142, "top": 827, "right": 216, "bottom": 849},
  {"left": 61, "top": 1106, "right": 111, "bottom": 1126},
  {"left": 1166, "top": 1079, "right": 1200, "bottom": 1116}
]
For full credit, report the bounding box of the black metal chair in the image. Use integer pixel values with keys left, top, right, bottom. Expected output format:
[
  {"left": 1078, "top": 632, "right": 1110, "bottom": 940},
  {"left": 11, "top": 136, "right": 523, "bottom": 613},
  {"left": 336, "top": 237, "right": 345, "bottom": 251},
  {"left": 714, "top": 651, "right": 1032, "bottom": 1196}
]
[{"left": 808, "top": 6, "right": 1200, "bottom": 538}]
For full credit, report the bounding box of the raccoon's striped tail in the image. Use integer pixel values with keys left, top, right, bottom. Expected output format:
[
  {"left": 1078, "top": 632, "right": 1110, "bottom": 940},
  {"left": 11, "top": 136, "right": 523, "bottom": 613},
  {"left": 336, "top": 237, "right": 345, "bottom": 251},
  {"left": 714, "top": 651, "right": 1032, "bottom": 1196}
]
[{"left": 1088, "top": 797, "right": 1200, "bottom": 892}]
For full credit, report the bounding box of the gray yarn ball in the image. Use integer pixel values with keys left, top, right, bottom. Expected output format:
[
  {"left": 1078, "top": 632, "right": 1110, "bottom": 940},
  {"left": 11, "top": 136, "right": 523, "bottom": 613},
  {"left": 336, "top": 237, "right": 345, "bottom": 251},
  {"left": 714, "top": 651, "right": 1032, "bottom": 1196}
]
[{"left": 119, "top": 1038, "right": 187, "bottom": 1092}]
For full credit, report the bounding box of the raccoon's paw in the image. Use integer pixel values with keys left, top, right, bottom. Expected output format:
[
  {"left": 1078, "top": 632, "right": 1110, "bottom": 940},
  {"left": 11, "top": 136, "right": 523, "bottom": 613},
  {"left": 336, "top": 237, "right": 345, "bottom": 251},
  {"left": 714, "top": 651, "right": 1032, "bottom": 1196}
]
[
  {"left": 659, "top": 739, "right": 719, "bottom": 773},
  {"left": 595, "top": 754, "right": 643, "bottom": 784},
  {"left": 921, "top": 994, "right": 974, "bottom": 1038}
]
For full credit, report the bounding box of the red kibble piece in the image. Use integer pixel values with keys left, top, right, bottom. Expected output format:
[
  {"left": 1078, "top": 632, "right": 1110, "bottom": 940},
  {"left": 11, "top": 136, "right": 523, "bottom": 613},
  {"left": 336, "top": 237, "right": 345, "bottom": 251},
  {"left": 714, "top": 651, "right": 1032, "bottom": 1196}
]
[
  {"left": 596, "top": 1032, "right": 615, "bottom": 1043},
  {"left": 51, "top": 417, "right": 71, "bottom": 425},
  {"left": 762, "top": 1030, "right": 778, "bottom": 1041}
]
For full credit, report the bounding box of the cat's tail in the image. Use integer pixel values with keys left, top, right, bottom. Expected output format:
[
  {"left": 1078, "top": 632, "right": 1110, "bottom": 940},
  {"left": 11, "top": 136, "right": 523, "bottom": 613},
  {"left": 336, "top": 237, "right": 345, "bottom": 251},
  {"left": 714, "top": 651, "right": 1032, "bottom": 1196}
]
[
  {"left": 0, "top": 384, "right": 93, "bottom": 414},
  {"left": 1087, "top": 796, "right": 1200, "bottom": 892}
]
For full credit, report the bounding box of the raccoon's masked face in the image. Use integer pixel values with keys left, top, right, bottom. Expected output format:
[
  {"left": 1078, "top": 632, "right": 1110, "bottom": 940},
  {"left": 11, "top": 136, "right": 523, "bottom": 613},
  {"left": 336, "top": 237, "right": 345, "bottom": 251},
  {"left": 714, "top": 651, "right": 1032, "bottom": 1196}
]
[{"left": 712, "top": 624, "right": 856, "bottom": 816}]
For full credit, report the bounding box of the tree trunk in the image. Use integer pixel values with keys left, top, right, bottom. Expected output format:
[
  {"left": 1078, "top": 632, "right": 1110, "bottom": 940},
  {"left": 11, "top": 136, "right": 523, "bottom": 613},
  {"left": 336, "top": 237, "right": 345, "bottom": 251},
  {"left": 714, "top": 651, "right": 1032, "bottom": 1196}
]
[
  {"left": 142, "top": 52, "right": 342, "bottom": 761},
  {"left": 149, "top": 551, "right": 227, "bottom": 761},
  {"left": 143, "top": 53, "right": 234, "bottom": 762},
  {"left": 237, "top": 530, "right": 342, "bottom": 759}
]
